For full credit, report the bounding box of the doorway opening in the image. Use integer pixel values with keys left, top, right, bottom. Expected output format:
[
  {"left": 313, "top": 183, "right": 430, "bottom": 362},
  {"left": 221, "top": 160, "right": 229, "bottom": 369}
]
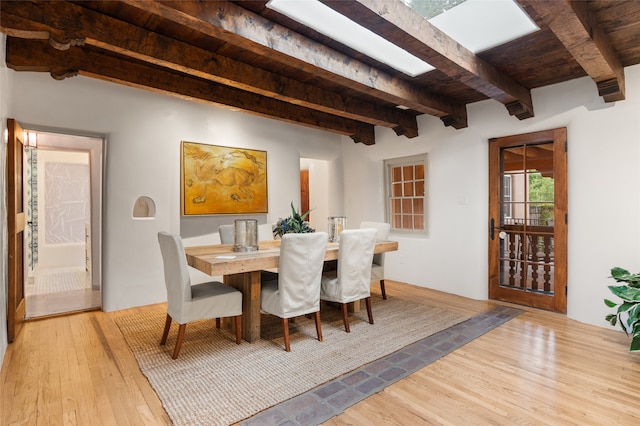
[
  {"left": 23, "top": 130, "right": 103, "bottom": 318},
  {"left": 300, "top": 158, "right": 330, "bottom": 233}
]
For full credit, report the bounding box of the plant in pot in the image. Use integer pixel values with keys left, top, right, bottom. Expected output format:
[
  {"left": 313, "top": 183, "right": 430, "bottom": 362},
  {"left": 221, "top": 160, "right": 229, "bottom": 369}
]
[
  {"left": 604, "top": 266, "right": 640, "bottom": 352},
  {"left": 272, "top": 202, "right": 314, "bottom": 238}
]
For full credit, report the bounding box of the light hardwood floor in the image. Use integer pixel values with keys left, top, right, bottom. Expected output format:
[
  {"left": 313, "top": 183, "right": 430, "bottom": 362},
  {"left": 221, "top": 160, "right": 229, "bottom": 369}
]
[{"left": 2, "top": 281, "right": 638, "bottom": 425}]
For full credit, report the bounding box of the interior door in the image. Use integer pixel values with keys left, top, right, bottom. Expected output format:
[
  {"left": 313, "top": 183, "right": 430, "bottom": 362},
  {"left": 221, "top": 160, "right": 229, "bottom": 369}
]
[
  {"left": 488, "top": 128, "right": 567, "bottom": 313},
  {"left": 300, "top": 169, "right": 310, "bottom": 221},
  {"left": 7, "top": 118, "right": 27, "bottom": 341}
]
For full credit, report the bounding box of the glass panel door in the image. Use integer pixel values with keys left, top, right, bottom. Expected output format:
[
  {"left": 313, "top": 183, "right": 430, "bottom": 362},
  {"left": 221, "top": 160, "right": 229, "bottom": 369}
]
[
  {"left": 500, "top": 144, "right": 555, "bottom": 294},
  {"left": 489, "top": 129, "right": 567, "bottom": 313}
]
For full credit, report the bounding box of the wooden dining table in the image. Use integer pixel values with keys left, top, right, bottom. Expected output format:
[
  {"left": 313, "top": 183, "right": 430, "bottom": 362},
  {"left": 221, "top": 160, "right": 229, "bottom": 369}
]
[{"left": 184, "top": 239, "right": 399, "bottom": 342}]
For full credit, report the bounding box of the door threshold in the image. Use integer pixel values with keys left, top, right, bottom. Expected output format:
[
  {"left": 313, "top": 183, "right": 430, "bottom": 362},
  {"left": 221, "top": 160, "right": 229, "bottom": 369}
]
[{"left": 26, "top": 307, "right": 102, "bottom": 322}]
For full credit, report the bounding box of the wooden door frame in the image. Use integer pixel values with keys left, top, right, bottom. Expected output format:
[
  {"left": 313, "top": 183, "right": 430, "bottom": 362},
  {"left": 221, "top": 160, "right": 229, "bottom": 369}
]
[
  {"left": 7, "top": 118, "right": 27, "bottom": 341},
  {"left": 300, "top": 169, "right": 310, "bottom": 221},
  {"left": 488, "top": 127, "right": 567, "bottom": 313}
]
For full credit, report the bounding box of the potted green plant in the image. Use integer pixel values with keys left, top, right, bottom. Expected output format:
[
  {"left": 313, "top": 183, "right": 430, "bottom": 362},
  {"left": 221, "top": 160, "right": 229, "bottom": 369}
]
[
  {"left": 604, "top": 266, "right": 640, "bottom": 352},
  {"left": 273, "top": 202, "right": 315, "bottom": 238}
]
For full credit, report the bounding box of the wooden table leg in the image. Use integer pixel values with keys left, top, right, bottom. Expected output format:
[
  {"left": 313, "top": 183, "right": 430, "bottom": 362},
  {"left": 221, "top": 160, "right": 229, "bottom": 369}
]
[{"left": 224, "top": 271, "right": 261, "bottom": 342}]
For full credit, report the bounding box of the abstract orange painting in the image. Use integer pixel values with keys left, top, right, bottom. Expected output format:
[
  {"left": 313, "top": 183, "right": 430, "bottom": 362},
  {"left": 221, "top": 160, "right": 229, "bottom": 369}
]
[{"left": 181, "top": 141, "right": 268, "bottom": 215}]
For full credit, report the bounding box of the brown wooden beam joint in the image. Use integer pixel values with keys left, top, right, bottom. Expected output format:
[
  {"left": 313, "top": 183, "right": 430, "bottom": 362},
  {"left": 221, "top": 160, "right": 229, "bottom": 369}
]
[
  {"left": 5, "top": 37, "right": 376, "bottom": 144},
  {"left": 518, "top": 0, "right": 625, "bottom": 103}
]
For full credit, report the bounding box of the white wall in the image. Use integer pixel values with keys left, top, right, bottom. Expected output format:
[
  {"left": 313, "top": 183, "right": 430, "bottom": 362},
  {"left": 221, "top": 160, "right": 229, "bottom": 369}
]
[
  {"left": 343, "top": 65, "right": 640, "bottom": 328},
  {"left": 8, "top": 72, "right": 344, "bottom": 312},
  {"left": 36, "top": 149, "right": 89, "bottom": 270}
]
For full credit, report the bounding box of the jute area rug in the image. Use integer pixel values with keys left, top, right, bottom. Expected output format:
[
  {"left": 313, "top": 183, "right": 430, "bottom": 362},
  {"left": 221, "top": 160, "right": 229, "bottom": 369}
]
[{"left": 115, "top": 295, "right": 469, "bottom": 426}]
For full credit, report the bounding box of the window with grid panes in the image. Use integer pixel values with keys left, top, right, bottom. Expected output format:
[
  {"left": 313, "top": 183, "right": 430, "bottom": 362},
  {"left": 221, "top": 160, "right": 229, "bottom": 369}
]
[{"left": 384, "top": 154, "right": 426, "bottom": 233}]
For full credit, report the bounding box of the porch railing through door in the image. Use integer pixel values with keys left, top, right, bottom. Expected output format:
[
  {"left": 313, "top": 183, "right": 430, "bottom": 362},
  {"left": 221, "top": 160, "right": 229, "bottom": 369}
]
[{"left": 502, "top": 224, "right": 554, "bottom": 294}]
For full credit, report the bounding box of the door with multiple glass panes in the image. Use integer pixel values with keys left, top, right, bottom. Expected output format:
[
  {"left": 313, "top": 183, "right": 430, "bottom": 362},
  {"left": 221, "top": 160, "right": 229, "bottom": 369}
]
[{"left": 488, "top": 128, "right": 567, "bottom": 313}]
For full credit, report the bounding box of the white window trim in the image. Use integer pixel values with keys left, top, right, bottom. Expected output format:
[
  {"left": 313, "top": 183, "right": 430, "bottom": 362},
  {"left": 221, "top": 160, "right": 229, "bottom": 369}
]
[{"left": 384, "top": 153, "right": 428, "bottom": 236}]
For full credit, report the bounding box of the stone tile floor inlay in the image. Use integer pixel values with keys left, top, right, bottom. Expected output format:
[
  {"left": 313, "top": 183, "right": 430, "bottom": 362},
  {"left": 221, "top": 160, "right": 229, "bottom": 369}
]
[{"left": 241, "top": 305, "right": 523, "bottom": 426}]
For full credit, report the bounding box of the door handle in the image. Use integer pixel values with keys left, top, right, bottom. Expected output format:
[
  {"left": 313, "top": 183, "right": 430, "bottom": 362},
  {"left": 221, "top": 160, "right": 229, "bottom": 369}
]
[{"left": 490, "top": 218, "right": 494, "bottom": 240}]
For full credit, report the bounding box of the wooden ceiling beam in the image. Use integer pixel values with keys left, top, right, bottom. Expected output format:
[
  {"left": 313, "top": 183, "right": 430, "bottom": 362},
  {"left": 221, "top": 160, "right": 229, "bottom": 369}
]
[
  {"left": 0, "top": 0, "right": 416, "bottom": 138},
  {"left": 322, "top": 0, "right": 535, "bottom": 120},
  {"left": 117, "top": 0, "right": 468, "bottom": 128},
  {"left": 518, "top": 0, "right": 625, "bottom": 102},
  {"left": 4, "top": 37, "right": 375, "bottom": 144}
]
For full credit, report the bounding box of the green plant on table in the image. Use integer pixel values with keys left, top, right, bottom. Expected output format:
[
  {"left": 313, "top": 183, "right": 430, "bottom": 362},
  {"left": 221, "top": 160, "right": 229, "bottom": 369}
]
[
  {"left": 604, "top": 266, "right": 640, "bottom": 352},
  {"left": 273, "top": 202, "right": 315, "bottom": 238}
]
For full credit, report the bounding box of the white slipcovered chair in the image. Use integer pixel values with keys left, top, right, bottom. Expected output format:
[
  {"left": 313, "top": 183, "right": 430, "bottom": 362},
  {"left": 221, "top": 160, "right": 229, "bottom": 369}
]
[
  {"left": 360, "top": 221, "right": 391, "bottom": 299},
  {"left": 320, "top": 228, "right": 377, "bottom": 332},
  {"left": 218, "top": 224, "right": 234, "bottom": 245},
  {"left": 157, "top": 231, "right": 243, "bottom": 359},
  {"left": 260, "top": 232, "right": 329, "bottom": 351},
  {"left": 258, "top": 223, "right": 275, "bottom": 241}
]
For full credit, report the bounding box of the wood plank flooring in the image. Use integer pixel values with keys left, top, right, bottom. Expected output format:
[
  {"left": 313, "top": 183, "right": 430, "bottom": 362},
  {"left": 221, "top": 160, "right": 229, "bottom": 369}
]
[{"left": 2, "top": 281, "right": 639, "bottom": 425}]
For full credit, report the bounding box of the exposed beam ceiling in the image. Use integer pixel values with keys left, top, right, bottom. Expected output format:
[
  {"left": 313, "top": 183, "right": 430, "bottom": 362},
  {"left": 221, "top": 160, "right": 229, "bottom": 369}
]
[
  {"left": 322, "top": 0, "right": 534, "bottom": 119},
  {"left": 1, "top": 0, "right": 638, "bottom": 145},
  {"left": 6, "top": 37, "right": 378, "bottom": 144},
  {"left": 518, "top": 0, "right": 625, "bottom": 102},
  {"left": 116, "top": 0, "right": 468, "bottom": 128}
]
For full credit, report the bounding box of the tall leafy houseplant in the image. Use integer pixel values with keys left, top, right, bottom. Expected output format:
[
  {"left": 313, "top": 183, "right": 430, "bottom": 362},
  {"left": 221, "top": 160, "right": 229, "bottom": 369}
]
[
  {"left": 605, "top": 267, "right": 640, "bottom": 352},
  {"left": 273, "top": 202, "right": 315, "bottom": 238}
]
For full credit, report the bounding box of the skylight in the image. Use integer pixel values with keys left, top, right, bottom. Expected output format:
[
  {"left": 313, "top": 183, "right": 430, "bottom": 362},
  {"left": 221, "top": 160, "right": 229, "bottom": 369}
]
[
  {"left": 419, "top": 0, "right": 539, "bottom": 52},
  {"left": 266, "top": 0, "right": 435, "bottom": 77},
  {"left": 267, "top": 0, "right": 539, "bottom": 77},
  {"left": 402, "top": 0, "right": 467, "bottom": 19}
]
